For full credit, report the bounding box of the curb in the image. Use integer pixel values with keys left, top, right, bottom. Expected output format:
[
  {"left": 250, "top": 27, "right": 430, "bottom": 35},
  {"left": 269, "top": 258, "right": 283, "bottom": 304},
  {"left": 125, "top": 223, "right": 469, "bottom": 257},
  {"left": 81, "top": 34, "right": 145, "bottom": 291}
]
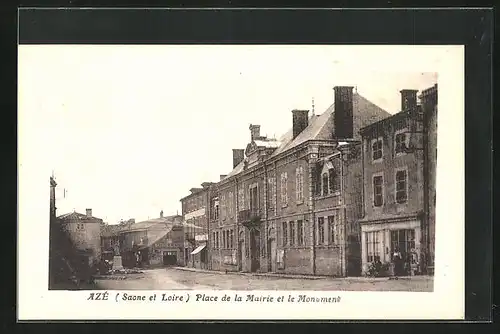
[
  {"left": 171, "top": 267, "right": 433, "bottom": 282},
  {"left": 172, "top": 267, "right": 327, "bottom": 280}
]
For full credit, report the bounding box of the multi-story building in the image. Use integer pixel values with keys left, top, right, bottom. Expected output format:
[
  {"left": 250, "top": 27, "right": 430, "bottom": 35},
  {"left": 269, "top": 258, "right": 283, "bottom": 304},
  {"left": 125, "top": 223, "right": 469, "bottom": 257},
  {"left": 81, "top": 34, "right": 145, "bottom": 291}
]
[
  {"left": 57, "top": 208, "right": 103, "bottom": 269},
  {"left": 206, "top": 86, "right": 390, "bottom": 276},
  {"left": 358, "top": 85, "right": 437, "bottom": 276},
  {"left": 180, "top": 182, "right": 214, "bottom": 269},
  {"left": 421, "top": 84, "right": 438, "bottom": 274}
]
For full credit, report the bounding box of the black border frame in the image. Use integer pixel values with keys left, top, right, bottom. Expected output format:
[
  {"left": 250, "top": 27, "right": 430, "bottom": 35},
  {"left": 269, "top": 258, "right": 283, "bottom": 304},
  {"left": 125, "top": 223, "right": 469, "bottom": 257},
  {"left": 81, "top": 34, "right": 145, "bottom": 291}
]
[{"left": 10, "top": 7, "right": 493, "bottom": 323}]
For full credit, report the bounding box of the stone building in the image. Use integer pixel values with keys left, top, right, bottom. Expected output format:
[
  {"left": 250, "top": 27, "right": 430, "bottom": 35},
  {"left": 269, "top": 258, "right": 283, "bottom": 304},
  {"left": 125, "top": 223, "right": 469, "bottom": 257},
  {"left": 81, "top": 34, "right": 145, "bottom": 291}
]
[
  {"left": 100, "top": 218, "right": 136, "bottom": 257},
  {"left": 119, "top": 212, "right": 184, "bottom": 268},
  {"left": 100, "top": 223, "right": 122, "bottom": 257},
  {"left": 421, "top": 84, "right": 438, "bottom": 274},
  {"left": 205, "top": 86, "right": 390, "bottom": 276},
  {"left": 358, "top": 84, "right": 437, "bottom": 276},
  {"left": 180, "top": 183, "right": 214, "bottom": 269},
  {"left": 57, "top": 208, "right": 103, "bottom": 269}
]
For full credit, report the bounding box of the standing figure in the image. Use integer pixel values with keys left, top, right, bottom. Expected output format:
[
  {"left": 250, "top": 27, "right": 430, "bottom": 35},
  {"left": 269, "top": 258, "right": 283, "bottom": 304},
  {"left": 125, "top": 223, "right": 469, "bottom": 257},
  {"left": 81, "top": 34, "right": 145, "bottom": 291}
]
[{"left": 393, "top": 247, "right": 403, "bottom": 277}]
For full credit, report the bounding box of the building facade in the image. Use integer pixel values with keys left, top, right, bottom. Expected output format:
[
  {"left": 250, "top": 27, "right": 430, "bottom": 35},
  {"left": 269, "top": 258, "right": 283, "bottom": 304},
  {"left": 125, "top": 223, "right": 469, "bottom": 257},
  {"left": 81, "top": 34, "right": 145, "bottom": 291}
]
[
  {"left": 422, "top": 84, "right": 438, "bottom": 274},
  {"left": 358, "top": 85, "right": 437, "bottom": 276},
  {"left": 180, "top": 183, "right": 213, "bottom": 269},
  {"left": 57, "top": 208, "right": 103, "bottom": 269},
  {"left": 119, "top": 213, "right": 184, "bottom": 268},
  {"left": 100, "top": 218, "right": 136, "bottom": 258},
  {"left": 202, "top": 86, "right": 390, "bottom": 276}
]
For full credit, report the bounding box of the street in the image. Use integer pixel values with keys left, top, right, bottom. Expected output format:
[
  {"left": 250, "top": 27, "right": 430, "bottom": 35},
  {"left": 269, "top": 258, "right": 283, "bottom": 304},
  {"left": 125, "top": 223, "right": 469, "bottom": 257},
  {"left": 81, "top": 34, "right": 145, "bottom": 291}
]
[{"left": 94, "top": 267, "right": 433, "bottom": 291}]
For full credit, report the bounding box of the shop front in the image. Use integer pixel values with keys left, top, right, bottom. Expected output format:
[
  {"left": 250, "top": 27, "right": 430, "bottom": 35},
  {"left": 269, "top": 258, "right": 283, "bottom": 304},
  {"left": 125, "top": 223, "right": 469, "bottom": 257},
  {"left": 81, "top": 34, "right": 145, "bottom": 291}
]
[{"left": 360, "top": 217, "right": 422, "bottom": 276}]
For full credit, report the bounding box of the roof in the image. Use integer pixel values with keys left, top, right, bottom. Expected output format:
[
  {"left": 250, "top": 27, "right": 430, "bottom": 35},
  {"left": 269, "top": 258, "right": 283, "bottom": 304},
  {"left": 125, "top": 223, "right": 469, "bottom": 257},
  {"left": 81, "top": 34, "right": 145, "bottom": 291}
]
[
  {"left": 57, "top": 211, "right": 103, "bottom": 224},
  {"left": 120, "top": 215, "right": 182, "bottom": 233},
  {"left": 138, "top": 228, "right": 172, "bottom": 249},
  {"left": 101, "top": 224, "right": 123, "bottom": 237},
  {"left": 222, "top": 92, "right": 390, "bottom": 180}
]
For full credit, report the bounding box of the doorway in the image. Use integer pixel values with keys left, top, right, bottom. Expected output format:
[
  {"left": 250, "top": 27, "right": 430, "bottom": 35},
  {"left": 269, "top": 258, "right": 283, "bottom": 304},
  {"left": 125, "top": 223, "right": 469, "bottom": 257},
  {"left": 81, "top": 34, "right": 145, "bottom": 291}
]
[
  {"left": 267, "top": 237, "right": 276, "bottom": 272},
  {"left": 163, "top": 251, "right": 177, "bottom": 266},
  {"left": 249, "top": 229, "right": 260, "bottom": 272},
  {"left": 391, "top": 229, "right": 416, "bottom": 275}
]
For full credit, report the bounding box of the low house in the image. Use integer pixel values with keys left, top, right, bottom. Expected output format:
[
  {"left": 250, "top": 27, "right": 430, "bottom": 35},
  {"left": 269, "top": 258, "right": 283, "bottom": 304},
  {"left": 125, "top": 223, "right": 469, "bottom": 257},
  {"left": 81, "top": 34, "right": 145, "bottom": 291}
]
[
  {"left": 100, "top": 223, "right": 122, "bottom": 259},
  {"left": 100, "top": 218, "right": 136, "bottom": 258},
  {"left": 119, "top": 212, "right": 184, "bottom": 268}
]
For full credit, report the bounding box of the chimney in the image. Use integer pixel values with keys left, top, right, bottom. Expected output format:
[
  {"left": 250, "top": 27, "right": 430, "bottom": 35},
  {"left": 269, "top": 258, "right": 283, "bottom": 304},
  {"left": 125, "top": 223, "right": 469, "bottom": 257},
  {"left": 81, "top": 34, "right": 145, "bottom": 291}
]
[
  {"left": 400, "top": 89, "right": 418, "bottom": 111},
  {"left": 160, "top": 210, "right": 164, "bottom": 218},
  {"left": 86, "top": 208, "right": 92, "bottom": 217},
  {"left": 249, "top": 124, "right": 261, "bottom": 141},
  {"left": 333, "top": 86, "right": 354, "bottom": 139},
  {"left": 220, "top": 175, "right": 227, "bottom": 181},
  {"left": 232, "top": 149, "right": 245, "bottom": 168},
  {"left": 292, "top": 110, "right": 309, "bottom": 139},
  {"left": 420, "top": 84, "right": 438, "bottom": 107}
]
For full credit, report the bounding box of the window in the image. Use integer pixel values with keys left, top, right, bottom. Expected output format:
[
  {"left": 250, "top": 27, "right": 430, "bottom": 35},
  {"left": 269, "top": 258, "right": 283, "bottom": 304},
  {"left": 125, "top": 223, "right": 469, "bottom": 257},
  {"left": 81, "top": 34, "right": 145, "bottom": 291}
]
[
  {"left": 391, "top": 229, "right": 415, "bottom": 259},
  {"left": 227, "top": 192, "right": 233, "bottom": 217},
  {"left": 395, "top": 170, "right": 407, "bottom": 203},
  {"left": 216, "top": 231, "right": 219, "bottom": 249},
  {"left": 238, "top": 188, "right": 245, "bottom": 211},
  {"left": 395, "top": 132, "right": 407, "bottom": 154},
  {"left": 76, "top": 223, "right": 85, "bottom": 231},
  {"left": 213, "top": 232, "right": 216, "bottom": 248},
  {"left": 282, "top": 221, "right": 288, "bottom": 246},
  {"left": 230, "top": 230, "right": 234, "bottom": 248},
  {"left": 268, "top": 177, "right": 276, "bottom": 212},
  {"left": 322, "top": 173, "right": 329, "bottom": 196},
  {"left": 280, "top": 172, "right": 288, "bottom": 206},
  {"left": 295, "top": 166, "right": 304, "bottom": 202},
  {"left": 214, "top": 203, "right": 219, "bottom": 220},
  {"left": 297, "top": 220, "right": 304, "bottom": 246},
  {"left": 221, "top": 194, "right": 226, "bottom": 219},
  {"left": 289, "top": 221, "right": 295, "bottom": 246},
  {"left": 318, "top": 217, "right": 325, "bottom": 244},
  {"left": 328, "top": 169, "right": 340, "bottom": 193},
  {"left": 373, "top": 175, "right": 384, "bottom": 207},
  {"left": 372, "top": 139, "right": 383, "bottom": 161},
  {"left": 366, "top": 231, "right": 381, "bottom": 262},
  {"left": 249, "top": 185, "right": 259, "bottom": 211},
  {"left": 328, "top": 216, "right": 335, "bottom": 244}
]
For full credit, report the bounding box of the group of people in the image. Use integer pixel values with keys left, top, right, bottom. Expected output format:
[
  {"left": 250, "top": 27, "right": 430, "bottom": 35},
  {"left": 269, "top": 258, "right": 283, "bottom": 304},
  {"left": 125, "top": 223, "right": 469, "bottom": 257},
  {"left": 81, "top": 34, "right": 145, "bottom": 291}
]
[{"left": 392, "top": 247, "right": 419, "bottom": 276}]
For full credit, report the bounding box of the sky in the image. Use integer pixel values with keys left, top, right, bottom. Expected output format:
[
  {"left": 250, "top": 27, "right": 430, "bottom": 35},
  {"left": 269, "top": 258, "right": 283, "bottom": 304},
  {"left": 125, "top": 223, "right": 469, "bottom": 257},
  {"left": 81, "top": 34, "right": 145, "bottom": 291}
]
[{"left": 18, "top": 45, "right": 437, "bottom": 224}]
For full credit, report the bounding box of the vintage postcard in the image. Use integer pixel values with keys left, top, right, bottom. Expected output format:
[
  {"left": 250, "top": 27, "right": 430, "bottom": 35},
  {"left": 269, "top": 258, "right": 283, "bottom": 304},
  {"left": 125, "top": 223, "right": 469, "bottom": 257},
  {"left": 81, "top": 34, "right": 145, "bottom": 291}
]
[{"left": 18, "top": 44, "right": 464, "bottom": 320}]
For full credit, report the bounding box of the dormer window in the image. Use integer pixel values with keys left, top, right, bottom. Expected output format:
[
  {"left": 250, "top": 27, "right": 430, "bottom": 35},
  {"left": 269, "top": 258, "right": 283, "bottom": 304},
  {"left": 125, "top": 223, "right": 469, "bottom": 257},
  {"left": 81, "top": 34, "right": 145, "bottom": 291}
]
[
  {"left": 328, "top": 169, "right": 340, "bottom": 193},
  {"left": 318, "top": 159, "right": 341, "bottom": 197}
]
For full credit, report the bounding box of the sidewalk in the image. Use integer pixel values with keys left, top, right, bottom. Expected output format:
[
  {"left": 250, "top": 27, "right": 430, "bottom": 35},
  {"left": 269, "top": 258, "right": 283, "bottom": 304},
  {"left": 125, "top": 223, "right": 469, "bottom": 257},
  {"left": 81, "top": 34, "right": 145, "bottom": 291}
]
[{"left": 172, "top": 266, "right": 433, "bottom": 282}]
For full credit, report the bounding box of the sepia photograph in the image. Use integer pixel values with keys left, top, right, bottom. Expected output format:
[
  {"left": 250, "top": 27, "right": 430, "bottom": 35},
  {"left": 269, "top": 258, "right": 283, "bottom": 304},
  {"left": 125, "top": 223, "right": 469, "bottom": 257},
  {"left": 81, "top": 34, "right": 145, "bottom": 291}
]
[
  {"left": 36, "top": 45, "right": 439, "bottom": 291},
  {"left": 18, "top": 43, "right": 464, "bottom": 320}
]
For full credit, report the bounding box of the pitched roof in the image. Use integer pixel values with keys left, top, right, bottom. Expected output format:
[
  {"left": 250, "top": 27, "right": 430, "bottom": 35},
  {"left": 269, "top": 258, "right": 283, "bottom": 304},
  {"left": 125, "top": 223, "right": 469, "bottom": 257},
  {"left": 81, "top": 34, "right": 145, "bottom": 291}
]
[
  {"left": 100, "top": 224, "right": 123, "bottom": 237},
  {"left": 222, "top": 92, "right": 391, "bottom": 180},
  {"left": 57, "top": 211, "right": 103, "bottom": 224},
  {"left": 121, "top": 215, "right": 182, "bottom": 232},
  {"left": 138, "top": 228, "right": 173, "bottom": 250}
]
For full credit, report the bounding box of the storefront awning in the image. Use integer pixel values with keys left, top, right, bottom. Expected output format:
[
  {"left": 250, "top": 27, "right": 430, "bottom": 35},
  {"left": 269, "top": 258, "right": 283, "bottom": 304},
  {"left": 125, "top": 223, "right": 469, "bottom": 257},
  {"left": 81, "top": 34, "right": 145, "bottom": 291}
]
[{"left": 190, "top": 244, "right": 206, "bottom": 255}]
